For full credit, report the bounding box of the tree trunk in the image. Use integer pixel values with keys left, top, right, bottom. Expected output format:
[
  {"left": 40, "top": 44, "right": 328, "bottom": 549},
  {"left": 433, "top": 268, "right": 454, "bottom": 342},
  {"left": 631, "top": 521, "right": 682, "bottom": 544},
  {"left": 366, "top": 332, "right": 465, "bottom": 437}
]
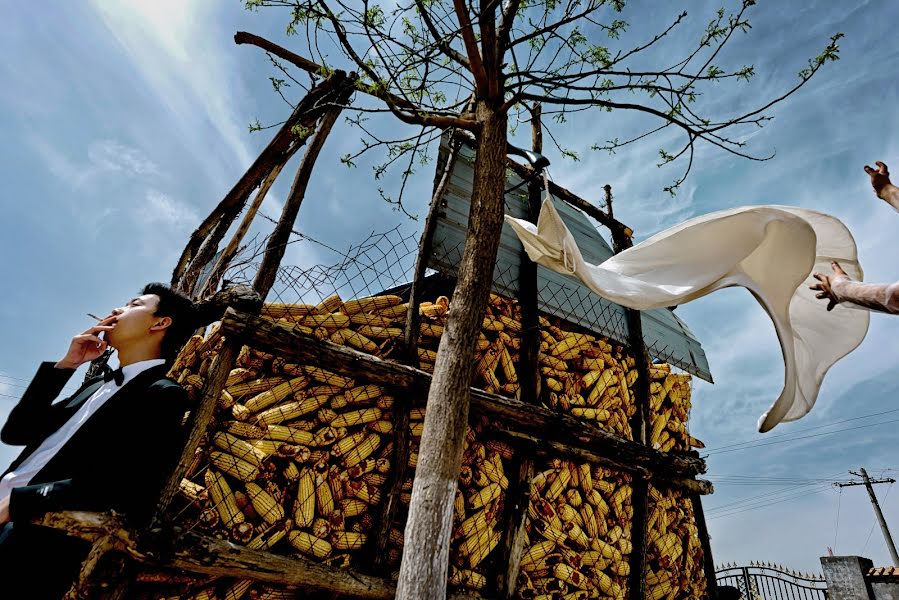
[{"left": 396, "top": 101, "right": 508, "bottom": 599}]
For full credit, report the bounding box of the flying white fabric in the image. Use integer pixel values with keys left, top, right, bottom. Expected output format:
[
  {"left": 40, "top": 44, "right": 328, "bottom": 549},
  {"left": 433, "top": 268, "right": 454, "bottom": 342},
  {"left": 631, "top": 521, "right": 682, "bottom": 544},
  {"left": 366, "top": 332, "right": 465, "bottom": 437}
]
[{"left": 504, "top": 199, "right": 870, "bottom": 432}]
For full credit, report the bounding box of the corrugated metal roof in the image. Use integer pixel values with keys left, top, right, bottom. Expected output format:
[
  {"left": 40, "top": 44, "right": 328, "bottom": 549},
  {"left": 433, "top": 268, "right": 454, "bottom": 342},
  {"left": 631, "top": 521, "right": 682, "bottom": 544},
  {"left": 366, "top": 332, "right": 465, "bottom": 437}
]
[{"left": 428, "top": 136, "right": 713, "bottom": 382}]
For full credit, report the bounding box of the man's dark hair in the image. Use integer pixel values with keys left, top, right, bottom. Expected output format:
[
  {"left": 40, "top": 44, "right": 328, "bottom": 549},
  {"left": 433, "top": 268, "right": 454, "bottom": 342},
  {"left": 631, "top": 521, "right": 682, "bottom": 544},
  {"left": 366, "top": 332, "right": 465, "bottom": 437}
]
[{"left": 142, "top": 282, "right": 197, "bottom": 360}]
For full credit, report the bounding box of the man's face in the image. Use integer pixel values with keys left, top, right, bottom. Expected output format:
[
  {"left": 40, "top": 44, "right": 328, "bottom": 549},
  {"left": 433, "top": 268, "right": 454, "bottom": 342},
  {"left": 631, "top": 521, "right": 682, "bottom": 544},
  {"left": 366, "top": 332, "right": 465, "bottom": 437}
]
[{"left": 103, "top": 294, "right": 163, "bottom": 349}]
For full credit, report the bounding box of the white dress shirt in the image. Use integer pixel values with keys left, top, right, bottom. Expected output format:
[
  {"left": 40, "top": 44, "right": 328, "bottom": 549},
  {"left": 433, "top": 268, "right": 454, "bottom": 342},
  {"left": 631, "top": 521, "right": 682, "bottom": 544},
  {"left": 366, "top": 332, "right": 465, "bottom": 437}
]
[{"left": 0, "top": 358, "right": 165, "bottom": 522}]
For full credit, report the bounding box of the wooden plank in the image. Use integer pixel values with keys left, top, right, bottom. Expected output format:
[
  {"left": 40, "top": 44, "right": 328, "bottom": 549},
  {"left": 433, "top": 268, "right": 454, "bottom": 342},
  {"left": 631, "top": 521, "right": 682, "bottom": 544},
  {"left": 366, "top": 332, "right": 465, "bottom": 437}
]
[
  {"left": 219, "top": 309, "right": 710, "bottom": 487},
  {"left": 153, "top": 340, "right": 241, "bottom": 527}
]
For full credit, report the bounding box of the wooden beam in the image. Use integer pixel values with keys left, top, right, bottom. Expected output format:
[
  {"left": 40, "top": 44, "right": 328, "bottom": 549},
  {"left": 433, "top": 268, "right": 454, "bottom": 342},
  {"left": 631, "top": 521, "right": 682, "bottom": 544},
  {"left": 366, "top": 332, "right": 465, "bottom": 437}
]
[
  {"left": 38, "top": 511, "right": 496, "bottom": 600},
  {"left": 219, "top": 309, "right": 709, "bottom": 487},
  {"left": 253, "top": 81, "right": 352, "bottom": 300},
  {"left": 172, "top": 74, "right": 349, "bottom": 294},
  {"left": 403, "top": 138, "right": 462, "bottom": 365},
  {"left": 153, "top": 340, "right": 241, "bottom": 526},
  {"left": 35, "top": 512, "right": 396, "bottom": 599}
]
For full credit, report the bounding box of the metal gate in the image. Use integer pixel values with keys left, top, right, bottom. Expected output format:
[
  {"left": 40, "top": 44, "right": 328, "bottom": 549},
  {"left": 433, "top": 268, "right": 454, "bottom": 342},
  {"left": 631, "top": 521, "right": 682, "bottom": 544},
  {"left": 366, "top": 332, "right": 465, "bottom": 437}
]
[{"left": 716, "top": 562, "right": 828, "bottom": 599}]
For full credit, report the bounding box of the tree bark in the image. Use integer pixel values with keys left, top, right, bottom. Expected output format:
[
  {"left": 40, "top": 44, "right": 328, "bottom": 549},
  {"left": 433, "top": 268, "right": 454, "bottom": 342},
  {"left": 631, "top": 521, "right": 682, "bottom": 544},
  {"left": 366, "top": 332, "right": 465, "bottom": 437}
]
[{"left": 395, "top": 101, "right": 508, "bottom": 600}]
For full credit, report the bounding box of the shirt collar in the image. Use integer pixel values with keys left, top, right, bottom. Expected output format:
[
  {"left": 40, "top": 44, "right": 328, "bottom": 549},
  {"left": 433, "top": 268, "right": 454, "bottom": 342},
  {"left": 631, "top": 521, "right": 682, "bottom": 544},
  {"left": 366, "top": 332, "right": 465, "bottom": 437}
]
[{"left": 113, "top": 358, "right": 167, "bottom": 386}]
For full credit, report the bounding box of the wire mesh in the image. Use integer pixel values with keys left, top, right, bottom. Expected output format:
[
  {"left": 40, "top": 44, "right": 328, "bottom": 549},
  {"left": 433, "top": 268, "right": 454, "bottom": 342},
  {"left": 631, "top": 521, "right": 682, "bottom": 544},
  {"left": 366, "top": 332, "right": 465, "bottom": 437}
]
[
  {"left": 165, "top": 332, "right": 396, "bottom": 583},
  {"left": 222, "top": 217, "right": 421, "bottom": 309},
  {"left": 387, "top": 413, "right": 513, "bottom": 594},
  {"left": 645, "top": 484, "right": 709, "bottom": 600},
  {"left": 515, "top": 460, "right": 633, "bottom": 599}
]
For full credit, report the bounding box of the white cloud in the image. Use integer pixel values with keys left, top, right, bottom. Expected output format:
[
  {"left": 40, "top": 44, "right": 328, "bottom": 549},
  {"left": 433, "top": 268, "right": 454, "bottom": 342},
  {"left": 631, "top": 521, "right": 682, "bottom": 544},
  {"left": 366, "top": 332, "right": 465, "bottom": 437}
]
[
  {"left": 87, "top": 140, "right": 162, "bottom": 177},
  {"left": 139, "top": 189, "right": 198, "bottom": 228},
  {"left": 28, "top": 137, "right": 162, "bottom": 188},
  {"left": 88, "top": 0, "right": 255, "bottom": 184}
]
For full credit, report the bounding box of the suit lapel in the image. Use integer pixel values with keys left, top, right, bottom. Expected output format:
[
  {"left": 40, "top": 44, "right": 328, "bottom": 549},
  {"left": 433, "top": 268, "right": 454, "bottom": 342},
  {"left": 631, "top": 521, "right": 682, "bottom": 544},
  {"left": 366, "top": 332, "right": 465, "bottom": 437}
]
[{"left": 63, "top": 378, "right": 106, "bottom": 409}]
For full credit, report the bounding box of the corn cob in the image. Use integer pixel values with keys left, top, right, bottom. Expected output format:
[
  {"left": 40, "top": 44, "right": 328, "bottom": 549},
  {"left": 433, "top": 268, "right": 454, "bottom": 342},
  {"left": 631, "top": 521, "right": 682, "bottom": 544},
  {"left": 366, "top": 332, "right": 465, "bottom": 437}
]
[
  {"left": 244, "top": 376, "right": 309, "bottom": 414},
  {"left": 314, "top": 471, "right": 334, "bottom": 516},
  {"left": 210, "top": 451, "right": 259, "bottom": 482},
  {"left": 337, "top": 328, "right": 379, "bottom": 353},
  {"left": 301, "top": 313, "right": 350, "bottom": 329},
  {"left": 373, "top": 302, "right": 409, "bottom": 318},
  {"left": 460, "top": 528, "right": 500, "bottom": 568},
  {"left": 466, "top": 482, "right": 502, "bottom": 510},
  {"left": 227, "top": 376, "right": 286, "bottom": 399},
  {"left": 212, "top": 432, "right": 268, "bottom": 469},
  {"left": 342, "top": 294, "right": 402, "bottom": 315},
  {"left": 180, "top": 478, "right": 207, "bottom": 505},
  {"left": 288, "top": 530, "right": 332, "bottom": 559},
  {"left": 449, "top": 568, "right": 487, "bottom": 590},
  {"left": 478, "top": 453, "right": 509, "bottom": 489},
  {"left": 244, "top": 482, "right": 285, "bottom": 525},
  {"left": 205, "top": 469, "right": 244, "bottom": 528},
  {"left": 330, "top": 407, "right": 382, "bottom": 428},
  {"left": 262, "top": 302, "right": 317, "bottom": 320},
  {"left": 255, "top": 394, "right": 330, "bottom": 427},
  {"left": 171, "top": 335, "right": 203, "bottom": 372},
  {"left": 330, "top": 531, "right": 367, "bottom": 550},
  {"left": 341, "top": 433, "right": 381, "bottom": 467}
]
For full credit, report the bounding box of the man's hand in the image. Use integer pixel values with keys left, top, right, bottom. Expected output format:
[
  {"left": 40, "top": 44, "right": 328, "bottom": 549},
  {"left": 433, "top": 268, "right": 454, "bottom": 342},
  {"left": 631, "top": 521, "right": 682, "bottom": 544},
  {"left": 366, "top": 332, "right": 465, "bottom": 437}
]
[
  {"left": 54, "top": 316, "right": 117, "bottom": 370},
  {"left": 810, "top": 261, "right": 850, "bottom": 311},
  {"left": 863, "top": 160, "right": 899, "bottom": 202}
]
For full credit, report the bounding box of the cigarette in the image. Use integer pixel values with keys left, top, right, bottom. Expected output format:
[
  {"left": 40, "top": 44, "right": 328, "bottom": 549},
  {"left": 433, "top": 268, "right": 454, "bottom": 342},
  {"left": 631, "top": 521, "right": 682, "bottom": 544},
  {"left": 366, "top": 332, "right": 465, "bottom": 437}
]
[{"left": 87, "top": 313, "right": 103, "bottom": 321}]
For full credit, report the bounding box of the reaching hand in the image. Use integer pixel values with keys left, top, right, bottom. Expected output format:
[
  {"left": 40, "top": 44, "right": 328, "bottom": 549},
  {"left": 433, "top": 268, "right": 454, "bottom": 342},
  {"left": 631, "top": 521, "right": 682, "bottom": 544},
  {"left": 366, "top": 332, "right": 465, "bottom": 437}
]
[
  {"left": 55, "top": 315, "right": 117, "bottom": 370},
  {"left": 864, "top": 161, "right": 893, "bottom": 197},
  {"left": 810, "top": 261, "right": 849, "bottom": 311}
]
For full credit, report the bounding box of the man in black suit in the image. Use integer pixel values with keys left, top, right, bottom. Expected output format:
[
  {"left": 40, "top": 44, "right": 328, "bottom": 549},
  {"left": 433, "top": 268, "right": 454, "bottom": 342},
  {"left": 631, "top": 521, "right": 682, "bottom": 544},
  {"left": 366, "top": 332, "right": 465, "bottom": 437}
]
[{"left": 0, "top": 282, "right": 195, "bottom": 598}]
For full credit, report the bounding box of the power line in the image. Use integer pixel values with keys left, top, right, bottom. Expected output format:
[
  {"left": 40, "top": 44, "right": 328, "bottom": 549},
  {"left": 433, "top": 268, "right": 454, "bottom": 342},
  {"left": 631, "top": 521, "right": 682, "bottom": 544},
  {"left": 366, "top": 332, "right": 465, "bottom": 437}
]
[
  {"left": 707, "top": 483, "right": 836, "bottom": 520},
  {"left": 705, "top": 471, "right": 847, "bottom": 515},
  {"left": 705, "top": 407, "right": 899, "bottom": 453},
  {"left": 705, "top": 417, "right": 899, "bottom": 456}
]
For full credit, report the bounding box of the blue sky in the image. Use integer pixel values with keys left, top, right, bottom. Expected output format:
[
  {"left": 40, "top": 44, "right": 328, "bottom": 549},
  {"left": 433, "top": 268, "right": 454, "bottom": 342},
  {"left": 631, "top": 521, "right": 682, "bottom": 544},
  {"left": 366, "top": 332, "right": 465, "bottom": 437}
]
[{"left": 2, "top": 0, "right": 898, "bottom": 575}]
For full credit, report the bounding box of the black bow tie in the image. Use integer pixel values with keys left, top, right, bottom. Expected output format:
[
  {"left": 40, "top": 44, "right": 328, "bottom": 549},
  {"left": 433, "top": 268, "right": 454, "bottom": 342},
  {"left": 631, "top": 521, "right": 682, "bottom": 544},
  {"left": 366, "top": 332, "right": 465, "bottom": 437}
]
[{"left": 102, "top": 365, "right": 124, "bottom": 386}]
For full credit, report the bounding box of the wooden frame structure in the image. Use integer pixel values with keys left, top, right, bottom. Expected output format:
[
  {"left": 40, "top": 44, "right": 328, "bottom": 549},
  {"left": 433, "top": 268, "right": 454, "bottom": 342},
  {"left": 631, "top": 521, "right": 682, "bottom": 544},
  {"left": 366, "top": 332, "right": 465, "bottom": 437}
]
[{"left": 37, "top": 42, "right": 718, "bottom": 600}]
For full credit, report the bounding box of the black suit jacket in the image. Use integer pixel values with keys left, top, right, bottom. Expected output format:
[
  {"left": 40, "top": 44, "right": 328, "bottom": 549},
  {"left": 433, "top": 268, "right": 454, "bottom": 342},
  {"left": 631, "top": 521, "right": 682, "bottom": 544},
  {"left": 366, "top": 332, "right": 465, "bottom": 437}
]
[{"left": 1, "top": 361, "right": 189, "bottom": 528}]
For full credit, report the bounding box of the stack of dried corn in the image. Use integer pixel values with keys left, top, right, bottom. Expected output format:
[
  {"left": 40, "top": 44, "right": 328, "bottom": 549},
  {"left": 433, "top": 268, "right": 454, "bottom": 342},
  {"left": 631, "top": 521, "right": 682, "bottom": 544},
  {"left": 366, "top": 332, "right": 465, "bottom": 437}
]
[
  {"left": 169, "top": 330, "right": 396, "bottom": 578},
  {"left": 240, "top": 292, "right": 645, "bottom": 441},
  {"left": 516, "top": 461, "right": 632, "bottom": 600},
  {"left": 386, "top": 414, "right": 512, "bottom": 593},
  {"left": 646, "top": 364, "right": 705, "bottom": 453},
  {"left": 417, "top": 293, "right": 640, "bottom": 440},
  {"left": 644, "top": 485, "right": 707, "bottom": 600}
]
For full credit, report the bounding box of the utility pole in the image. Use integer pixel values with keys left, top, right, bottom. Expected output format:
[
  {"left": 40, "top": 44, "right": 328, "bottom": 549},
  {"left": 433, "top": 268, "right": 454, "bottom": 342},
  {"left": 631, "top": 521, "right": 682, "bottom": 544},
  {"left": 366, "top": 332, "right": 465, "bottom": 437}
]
[{"left": 834, "top": 468, "right": 899, "bottom": 566}]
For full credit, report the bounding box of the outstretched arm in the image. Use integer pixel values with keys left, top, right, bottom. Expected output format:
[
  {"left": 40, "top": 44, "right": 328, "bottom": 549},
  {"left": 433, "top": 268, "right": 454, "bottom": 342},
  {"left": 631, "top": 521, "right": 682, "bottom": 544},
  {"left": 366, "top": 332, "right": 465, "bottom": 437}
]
[
  {"left": 810, "top": 261, "right": 899, "bottom": 314},
  {"left": 864, "top": 161, "right": 899, "bottom": 212}
]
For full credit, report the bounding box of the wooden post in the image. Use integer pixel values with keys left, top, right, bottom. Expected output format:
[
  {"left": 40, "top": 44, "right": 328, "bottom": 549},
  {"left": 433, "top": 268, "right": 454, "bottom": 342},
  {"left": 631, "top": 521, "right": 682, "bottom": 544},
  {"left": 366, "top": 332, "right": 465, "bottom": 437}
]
[
  {"left": 253, "top": 77, "right": 353, "bottom": 300},
  {"left": 605, "top": 185, "right": 651, "bottom": 600},
  {"left": 395, "top": 100, "right": 509, "bottom": 600},
  {"left": 173, "top": 74, "right": 350, "bottom": 295},
  {"left": 195, "top": 160, "right": 289, "bottom": 299},
  {"left": 402, "top": 138, "right": 462, "bottom": 365},
  {"left": 153, "top": 340, "right": 241, "bottom": 526},
  {"left": 497, "top": 102, "right": 542, "bottom": 598},
  {"left": 690, "top": 493, "right": 719, "bottom": 599}
]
